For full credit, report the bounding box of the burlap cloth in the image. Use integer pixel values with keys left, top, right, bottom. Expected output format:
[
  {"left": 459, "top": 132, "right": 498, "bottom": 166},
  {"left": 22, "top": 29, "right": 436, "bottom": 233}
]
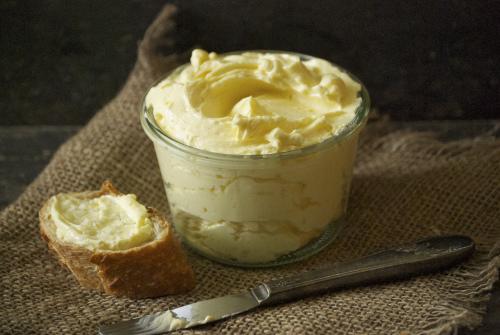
[{"left": 1, "top": 5, "right": 499, "bottom": 335}]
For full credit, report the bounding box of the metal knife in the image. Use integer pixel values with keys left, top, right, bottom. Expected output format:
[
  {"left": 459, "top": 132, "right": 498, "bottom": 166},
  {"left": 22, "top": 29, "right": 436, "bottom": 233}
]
[{"left": 99, "top": 235, "right": 474, "bottom": 335}]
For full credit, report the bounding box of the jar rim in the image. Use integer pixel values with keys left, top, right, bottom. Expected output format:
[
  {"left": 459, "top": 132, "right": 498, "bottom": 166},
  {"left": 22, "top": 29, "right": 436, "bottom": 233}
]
[{"left": 140, "top": 50, "right": 370, "bottom": 162}]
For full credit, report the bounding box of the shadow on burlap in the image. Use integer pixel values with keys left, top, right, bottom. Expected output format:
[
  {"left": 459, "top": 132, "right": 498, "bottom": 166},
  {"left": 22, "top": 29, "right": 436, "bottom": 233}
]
[{"left": 1, "top": 5, "right": 499, "bottom": 335}]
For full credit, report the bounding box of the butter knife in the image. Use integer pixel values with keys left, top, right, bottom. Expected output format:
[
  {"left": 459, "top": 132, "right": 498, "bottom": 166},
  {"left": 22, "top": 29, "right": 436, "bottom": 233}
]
[{"left": 99, "top": 235, "right": 474, "bottom": 335}]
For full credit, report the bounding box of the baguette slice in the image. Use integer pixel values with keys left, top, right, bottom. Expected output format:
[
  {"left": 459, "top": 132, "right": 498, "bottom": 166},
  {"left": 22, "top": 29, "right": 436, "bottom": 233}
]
[{"left": 39, "top": 181, "right": 195, "bottom": 298}]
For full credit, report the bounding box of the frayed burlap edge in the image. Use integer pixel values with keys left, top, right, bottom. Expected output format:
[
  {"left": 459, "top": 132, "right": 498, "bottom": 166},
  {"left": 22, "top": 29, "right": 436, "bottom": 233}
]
[{"left": 359, "top": 125, "right": 500, "bottom": 335}]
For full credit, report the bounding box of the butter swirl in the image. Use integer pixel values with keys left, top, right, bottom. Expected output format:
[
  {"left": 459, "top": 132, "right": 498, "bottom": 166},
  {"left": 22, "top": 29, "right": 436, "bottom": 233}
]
[{"left": 146, "top": 49, "right": 361, "bottom": 154}]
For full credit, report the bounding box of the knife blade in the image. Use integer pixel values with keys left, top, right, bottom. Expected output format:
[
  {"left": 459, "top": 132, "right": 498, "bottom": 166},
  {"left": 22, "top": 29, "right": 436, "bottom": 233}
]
[
  {"left": 99, "top": 290, "right": 267, "bottom": 335},
  {"left": 99, "top": 235, "right": 474, "bottom": 335}
]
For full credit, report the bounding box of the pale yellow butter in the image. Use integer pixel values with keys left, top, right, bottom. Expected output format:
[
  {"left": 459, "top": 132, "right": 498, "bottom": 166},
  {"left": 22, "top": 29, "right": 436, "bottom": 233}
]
[
  {"left": 144, "top": 49, "right": 365, "bottom": 264},
  {"left": 146, "top": 49, "right": 361, "bottom": 155},
  {"left": 49, "top": 193, "right": 155, "bottom": 251}
]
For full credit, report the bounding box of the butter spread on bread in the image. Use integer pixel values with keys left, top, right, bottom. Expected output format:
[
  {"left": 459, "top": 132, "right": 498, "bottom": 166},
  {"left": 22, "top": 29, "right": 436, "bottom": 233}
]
[
  {"left": 39, "top": 181, "right": 196, "bottom": 298},
  {"left": 49, "top": 193, "right": 155, "bottom": 250}
]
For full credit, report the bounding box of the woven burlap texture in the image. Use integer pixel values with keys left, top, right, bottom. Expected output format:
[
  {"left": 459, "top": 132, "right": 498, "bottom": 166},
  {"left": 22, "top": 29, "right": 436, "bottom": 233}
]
[{"left": 1, "top": 5, "right": 499, "bottom": 335}]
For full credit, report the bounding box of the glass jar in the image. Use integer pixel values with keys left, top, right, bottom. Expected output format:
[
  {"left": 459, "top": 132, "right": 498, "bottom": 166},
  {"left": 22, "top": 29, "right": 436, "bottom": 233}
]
[{"left": 141, "top": 51, "right": 370, "bottom": 267}]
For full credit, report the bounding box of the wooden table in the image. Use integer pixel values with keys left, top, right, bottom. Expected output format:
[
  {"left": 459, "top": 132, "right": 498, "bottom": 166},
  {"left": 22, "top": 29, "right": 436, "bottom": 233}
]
[{"left": 1, "top": 122, "right": 498, "bottom": 334}]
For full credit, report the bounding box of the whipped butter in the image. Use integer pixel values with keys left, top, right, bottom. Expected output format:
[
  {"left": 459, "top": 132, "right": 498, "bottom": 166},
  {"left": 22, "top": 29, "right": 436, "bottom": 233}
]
[
  {"left": 143, "top": 49, "right": 367, "bottom": 264},
  {"left": 146, "top": 49, "right": 361, "bottom": 155},
  {"left": 49, "top": 193, "right": 155, "bottom": 250},
  {"left": 145, "top": 311, "right": 215, "bottom": 332}
]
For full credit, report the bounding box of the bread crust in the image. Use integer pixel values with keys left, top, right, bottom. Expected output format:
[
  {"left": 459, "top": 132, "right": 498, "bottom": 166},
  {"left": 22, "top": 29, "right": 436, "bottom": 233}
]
[{"left": 39, "top": 181, "right": 195, "bottom": 298}]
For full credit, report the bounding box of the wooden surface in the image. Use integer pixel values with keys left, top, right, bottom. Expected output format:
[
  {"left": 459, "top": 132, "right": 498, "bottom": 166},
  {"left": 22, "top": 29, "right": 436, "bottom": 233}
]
[
  {"left": 2, "top": 1, "right": 499, "bottom": 125},
  {"left": 1, "top": 123, "right": 498, "bottom": 334}
]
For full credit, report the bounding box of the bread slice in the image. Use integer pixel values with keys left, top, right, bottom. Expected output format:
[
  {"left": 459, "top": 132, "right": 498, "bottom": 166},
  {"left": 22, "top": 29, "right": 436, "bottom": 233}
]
[{"left": 39, "top": 181, "right": 195, "bottom": 299}]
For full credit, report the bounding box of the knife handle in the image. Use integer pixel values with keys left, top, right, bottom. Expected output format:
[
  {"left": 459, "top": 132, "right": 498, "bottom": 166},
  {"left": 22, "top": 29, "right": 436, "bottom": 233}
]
[{"left": 255, "top": 235, "right": 474, "bottom": 306}]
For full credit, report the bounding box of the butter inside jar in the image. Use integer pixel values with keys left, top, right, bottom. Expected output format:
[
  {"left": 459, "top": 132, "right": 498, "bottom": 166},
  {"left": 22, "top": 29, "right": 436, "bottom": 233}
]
[
  {"left": 49, "top": 193, "right": 155, "bottom": 250},
  {"left": 146, "top": 49, "right": 361, "bottom": 155},
  {"left": 142, "top": 50, "right": 368, "bottom": 266}
]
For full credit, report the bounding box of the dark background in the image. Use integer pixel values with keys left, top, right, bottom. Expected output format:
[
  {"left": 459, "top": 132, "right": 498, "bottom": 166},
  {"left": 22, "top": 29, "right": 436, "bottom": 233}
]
[{"left": 1, "top": 0, "right": 499, "bottom": 125}]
